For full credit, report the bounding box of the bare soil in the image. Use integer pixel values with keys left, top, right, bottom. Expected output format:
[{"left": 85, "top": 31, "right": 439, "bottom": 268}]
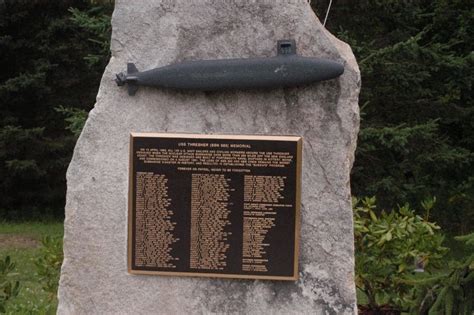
[{"left": 0, "top": 234, "right": 40, "bottom": 248}]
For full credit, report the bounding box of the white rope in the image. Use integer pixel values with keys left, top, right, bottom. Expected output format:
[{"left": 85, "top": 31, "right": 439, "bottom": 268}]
[{"left": 323, "top": 0, "right": 333, "bottom": 27}]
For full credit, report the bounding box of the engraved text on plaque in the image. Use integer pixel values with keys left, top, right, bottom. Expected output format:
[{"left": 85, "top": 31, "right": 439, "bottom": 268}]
[{"left": 128, "top": 133, "right": 302, "bottom": 280}]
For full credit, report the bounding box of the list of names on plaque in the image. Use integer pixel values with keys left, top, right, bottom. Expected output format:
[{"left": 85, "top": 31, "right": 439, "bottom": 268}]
[
  {"left": 134, "top": 172, "right": 179, "bottom": 268},
  {"left": 242, "top": 175, "right": 288, "bottom": 273},
  {"left": 129, "top": 133, "right": 301, "bottom": 280},
  {"left": 190, "top": 174, "right": 233, "bottom": 270}
]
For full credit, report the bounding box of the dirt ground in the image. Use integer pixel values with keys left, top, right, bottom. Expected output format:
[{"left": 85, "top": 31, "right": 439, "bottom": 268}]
[{"left": 0, "top": 234, "right": 39, "bottom": 248}]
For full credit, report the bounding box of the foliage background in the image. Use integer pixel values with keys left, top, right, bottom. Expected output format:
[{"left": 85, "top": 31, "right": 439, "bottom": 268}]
[
  {"left": 0, "top": 1, "right": 472, "bottom": 232},
  {"left": 313, "top": 0, "right": 473, "bottom": 232},
  {"left": 0, "top": 1, "right": 112, "bottom": 219}
]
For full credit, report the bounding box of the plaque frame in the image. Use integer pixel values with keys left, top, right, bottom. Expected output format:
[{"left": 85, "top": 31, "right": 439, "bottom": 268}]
[{"left": 128, "top": 132, "right": 302, "bottom": 281}]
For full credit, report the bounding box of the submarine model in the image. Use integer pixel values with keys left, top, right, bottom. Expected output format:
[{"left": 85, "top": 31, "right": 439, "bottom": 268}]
[{"left": 115, "top": 39, "right": 344, "bottom": 95}]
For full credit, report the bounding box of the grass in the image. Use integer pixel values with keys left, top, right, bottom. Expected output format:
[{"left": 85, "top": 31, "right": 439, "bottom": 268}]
[
  {"left": 0, "top": 221, "right": 63, "bottom": 314},
  {"left": 0, "top": 221, "right": 63, "bottom": 238}
]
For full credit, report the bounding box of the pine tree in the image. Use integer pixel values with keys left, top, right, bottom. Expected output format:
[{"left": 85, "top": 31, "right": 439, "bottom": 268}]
[
  {"left": 0, "top": 1, "right": 112, "bottom": 218},
  {"left": 314, "top": 0, "right": 474, "bottom": 231}
]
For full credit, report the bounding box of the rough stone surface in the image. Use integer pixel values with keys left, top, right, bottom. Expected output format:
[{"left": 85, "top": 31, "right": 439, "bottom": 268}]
[{"left": 58, "top": 1, "right": 360, "bottom": 314}]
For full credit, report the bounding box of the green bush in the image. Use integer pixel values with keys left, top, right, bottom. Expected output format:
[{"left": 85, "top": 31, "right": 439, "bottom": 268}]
[
  {"left": 410, "top": 232, "right": 474, "bottom": 315},
  {"left": 354, "top": 197, "right": 447, "bottom": 312},
  {"left": 0, "top": 256, "right": 20, "bottom": 313},
  {"left": 34, "top": 236, "right": 63, "bottom": 301}
]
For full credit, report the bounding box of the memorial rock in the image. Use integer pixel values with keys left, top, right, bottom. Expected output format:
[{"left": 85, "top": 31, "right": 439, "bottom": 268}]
[{"left": 58, "top": 0, "right": 361, "bottom": 314}]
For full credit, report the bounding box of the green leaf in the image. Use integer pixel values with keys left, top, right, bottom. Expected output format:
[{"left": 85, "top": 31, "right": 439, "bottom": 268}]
[{"left": 369, "top": 210, "right": 378, "bottom": 222}]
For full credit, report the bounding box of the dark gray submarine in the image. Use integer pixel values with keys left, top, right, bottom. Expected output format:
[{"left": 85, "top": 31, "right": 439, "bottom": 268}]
[{"left": 115, "top": 40, "right": 344, "bottom": 95}]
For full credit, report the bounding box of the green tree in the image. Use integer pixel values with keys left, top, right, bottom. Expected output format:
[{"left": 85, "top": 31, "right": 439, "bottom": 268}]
[
  {"left": 314, "top": 0, "right": 474, "bottom": 232},
  {"left": 0, "top": 1, "right": 113, "bottom": 219}
]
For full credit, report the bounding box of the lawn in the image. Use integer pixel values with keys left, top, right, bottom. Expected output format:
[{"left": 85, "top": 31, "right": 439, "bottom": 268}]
[{"left": 0, "top": 221, "right": 63, "bottom": 314}]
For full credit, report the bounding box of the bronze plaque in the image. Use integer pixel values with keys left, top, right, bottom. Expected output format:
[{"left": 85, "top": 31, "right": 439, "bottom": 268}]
[{"left": 128, "top": 133, "right": 302, "bottom": 280}]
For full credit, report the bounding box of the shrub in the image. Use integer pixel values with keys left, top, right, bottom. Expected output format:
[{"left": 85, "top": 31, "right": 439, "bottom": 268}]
[
  {"left": 0, "top": 256, "right": 20, "bottom": 313},
  {"left": 34, "top": 236, "right": 64, "bottom": 301},
  {"left": 354, "top": 196, "right": 447, "bottom": 312},
  {"left": 411, "top": 232, "right": 474, "bottom": 315}
]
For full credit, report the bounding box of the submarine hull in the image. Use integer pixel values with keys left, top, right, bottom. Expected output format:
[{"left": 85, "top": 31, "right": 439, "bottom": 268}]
[
  {"left": 135, "top": 56, "right": 344, "bottom": 91},
  {"left": 115, "top": 40, "right": 345, "bottom": 95}
]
